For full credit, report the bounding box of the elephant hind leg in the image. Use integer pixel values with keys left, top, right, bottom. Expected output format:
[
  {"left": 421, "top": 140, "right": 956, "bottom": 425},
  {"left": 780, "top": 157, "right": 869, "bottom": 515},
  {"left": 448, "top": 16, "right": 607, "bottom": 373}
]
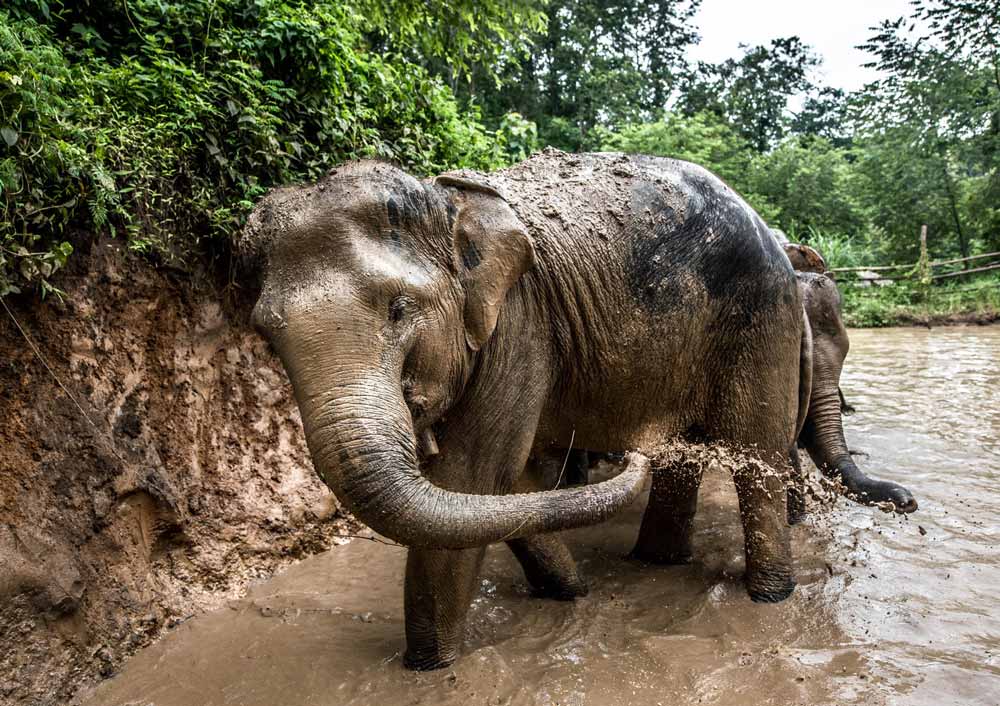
[
  {"left": 630, "top": 455, "right": 703, "bottom": 564},
  {"left": 733, "top": 450, "right": 796, "bottom": 603},
  {"left": 507, "top": 535, "right": 588, "bottom": 600}
]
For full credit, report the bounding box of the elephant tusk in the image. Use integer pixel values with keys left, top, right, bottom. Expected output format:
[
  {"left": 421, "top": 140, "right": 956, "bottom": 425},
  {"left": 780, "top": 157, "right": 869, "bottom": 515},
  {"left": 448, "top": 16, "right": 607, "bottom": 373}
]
[{"left": 420, "top": 428, "right": 440, "bottom": 457}]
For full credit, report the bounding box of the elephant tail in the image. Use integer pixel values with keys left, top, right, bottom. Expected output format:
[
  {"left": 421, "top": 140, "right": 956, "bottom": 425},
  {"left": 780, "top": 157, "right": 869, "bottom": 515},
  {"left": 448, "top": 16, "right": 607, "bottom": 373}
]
[{"left": 794, "top": 305, "right": 813, "bottom": 444}]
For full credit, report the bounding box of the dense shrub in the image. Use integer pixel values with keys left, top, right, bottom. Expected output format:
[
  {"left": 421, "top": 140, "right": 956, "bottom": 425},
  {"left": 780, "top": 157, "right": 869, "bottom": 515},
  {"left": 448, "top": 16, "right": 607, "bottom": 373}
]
[{"left": 0, "top": 1, "right": 533, "bottom": 296}]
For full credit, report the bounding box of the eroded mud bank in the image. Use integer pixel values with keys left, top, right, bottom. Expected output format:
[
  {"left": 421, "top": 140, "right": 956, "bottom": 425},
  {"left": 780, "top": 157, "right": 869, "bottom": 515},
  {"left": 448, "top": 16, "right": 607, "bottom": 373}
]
[{"left": 0, "top": 241, "right": 354, "bottom": 705}]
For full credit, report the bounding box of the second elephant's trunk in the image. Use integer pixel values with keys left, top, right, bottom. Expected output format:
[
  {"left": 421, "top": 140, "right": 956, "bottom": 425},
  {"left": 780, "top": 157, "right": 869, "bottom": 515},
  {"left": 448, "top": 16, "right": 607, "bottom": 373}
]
[{"left": 802, "top": 384, "right": 917, "bottom": 513}]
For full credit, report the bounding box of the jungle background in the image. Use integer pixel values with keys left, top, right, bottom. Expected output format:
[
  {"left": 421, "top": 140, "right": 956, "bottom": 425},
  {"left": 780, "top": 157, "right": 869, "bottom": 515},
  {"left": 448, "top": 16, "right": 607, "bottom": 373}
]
[
  {"left": 2, "top": 0, "right": 999, "bottom": 324},
  {"left": 1, "top": 3, "right": 998, "bottom": 703}
]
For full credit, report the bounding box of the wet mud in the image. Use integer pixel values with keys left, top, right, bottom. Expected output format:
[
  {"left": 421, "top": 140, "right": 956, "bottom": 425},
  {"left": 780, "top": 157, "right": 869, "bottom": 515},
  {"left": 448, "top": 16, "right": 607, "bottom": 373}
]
[{"left": 78, "top": 326, "right": 1000, "bottom": 706}]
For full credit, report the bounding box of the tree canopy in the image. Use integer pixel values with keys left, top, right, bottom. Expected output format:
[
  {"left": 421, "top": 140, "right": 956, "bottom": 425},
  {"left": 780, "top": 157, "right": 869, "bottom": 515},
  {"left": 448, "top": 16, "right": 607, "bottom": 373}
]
[{"left": 1, "top": 0, "right": 997, "bottom": 298}]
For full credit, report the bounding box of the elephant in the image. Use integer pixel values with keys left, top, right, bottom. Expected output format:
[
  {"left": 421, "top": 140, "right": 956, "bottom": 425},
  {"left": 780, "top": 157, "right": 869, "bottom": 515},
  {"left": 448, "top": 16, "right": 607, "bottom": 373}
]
[
  {"left": 785, "top": 264, "right": 918, "bottom": 520},
  {"left": 241, "top": 150, "right": 811, "bottom": 671},
  {"left": 769, "top": 238, "right": 917, "bottom": 517},
  {"left": 547, "top": 244, "right": 919, "bottom": 525}
]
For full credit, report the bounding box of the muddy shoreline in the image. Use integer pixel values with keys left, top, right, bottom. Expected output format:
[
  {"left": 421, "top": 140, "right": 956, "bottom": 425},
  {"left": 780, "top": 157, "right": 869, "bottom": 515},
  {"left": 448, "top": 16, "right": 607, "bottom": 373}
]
[
  {"left": 846, "top": 310, "right": 1000, "bottom": 328},
  {"left": 886, "top": 310, "right": 1000, "bottom": 327}
]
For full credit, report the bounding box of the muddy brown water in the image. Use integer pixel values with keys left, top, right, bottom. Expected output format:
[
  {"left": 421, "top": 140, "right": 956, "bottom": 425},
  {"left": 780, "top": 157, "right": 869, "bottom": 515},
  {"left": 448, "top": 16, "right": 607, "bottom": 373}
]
[{"left": 78, "top": 327, "right": 1000, "bottom": 706}]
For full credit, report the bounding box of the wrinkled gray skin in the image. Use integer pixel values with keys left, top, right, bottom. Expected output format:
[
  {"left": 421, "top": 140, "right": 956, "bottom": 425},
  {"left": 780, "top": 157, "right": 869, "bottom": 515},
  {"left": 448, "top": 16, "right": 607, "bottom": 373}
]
[
  {"left": 242, "top": 151, "right": 807, "bottom": 670},
  {"left": 556, "top": 248, "right": 919, "bottom": 521},
  {"left": 786, "top": 271, "right": 918, "bottom": 520}
]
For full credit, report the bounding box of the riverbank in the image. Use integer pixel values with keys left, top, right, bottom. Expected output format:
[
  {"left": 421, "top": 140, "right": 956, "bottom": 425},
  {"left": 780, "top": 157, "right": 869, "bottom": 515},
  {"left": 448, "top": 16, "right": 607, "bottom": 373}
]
[
  {"left": 846, "top": 307, "right": 1000, "bottom": 328},
  {"left": 840, "top": 275, "right": 1000, "bottom": 328},
  {"left": 0, "top": 240, "right": 353, "bottom": 705}
]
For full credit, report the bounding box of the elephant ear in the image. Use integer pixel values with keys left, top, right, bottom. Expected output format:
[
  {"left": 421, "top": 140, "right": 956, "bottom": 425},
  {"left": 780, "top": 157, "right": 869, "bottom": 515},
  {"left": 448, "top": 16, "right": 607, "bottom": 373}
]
[
  {"left": 436, "top": 175, "right": 536, "bottom": 351},
  {"left": 783, "top": 243, "right": 827, "bottom": 274}
]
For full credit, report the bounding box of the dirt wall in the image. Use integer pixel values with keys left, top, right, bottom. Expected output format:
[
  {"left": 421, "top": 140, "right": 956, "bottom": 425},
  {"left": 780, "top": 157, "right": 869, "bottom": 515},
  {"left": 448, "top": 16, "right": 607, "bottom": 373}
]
[{"left": 0, "top": 240, "right": 351, "bottom": 705}]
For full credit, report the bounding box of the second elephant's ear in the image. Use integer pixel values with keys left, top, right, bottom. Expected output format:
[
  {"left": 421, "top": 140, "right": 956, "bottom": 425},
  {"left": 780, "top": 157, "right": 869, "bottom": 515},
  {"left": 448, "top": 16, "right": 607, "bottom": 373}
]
[{"left": 436, "top": 175, "right": 536, "bottom": 351}]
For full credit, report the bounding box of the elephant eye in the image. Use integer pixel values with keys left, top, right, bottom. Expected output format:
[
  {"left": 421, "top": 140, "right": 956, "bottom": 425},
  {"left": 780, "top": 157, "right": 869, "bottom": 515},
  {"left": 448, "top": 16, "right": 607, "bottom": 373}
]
[{"left": 388, "top": 295, "right": 409, "bottom": 322}]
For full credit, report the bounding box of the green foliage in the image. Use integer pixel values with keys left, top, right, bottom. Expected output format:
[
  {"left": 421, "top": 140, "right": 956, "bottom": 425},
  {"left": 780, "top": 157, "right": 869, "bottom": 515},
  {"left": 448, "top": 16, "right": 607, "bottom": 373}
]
[
  {"left": 680, "top": 37, "right": 820, "bottom": 152},
  {"left": 600, "top": 112, "right": 752, "bottom": 183},
  {"left": 360, "top": 0, "right": 546, "bottom": 82},
  {"left": 496, "top": 112, "right": 539, "bottom": 164},
  {"left": 0, "top": 0, "right": 537, "bottom": 296},
  {"left": 744, "top": 137, "right": 867, "bottom": 240},
  {"left": 470, "top": 0, "right": 702, "bottom": 149},
  {"left": 857, "top": 0, "right": 1000, "bottom": 259},
  {"left": 840, "top": 276, "right": 1000, "bottom": 328},
  {"left": 5, "top": 0, "right": 998, "bottom": 328},
  {"left": 804, "top": 230, "right": 871, "bottom": 271},
  {"left": 0, "top": 13, "right": 95, "bottom": 296},
  {"left": 790, "top": 87, "right": 851, "bottom": 146}
]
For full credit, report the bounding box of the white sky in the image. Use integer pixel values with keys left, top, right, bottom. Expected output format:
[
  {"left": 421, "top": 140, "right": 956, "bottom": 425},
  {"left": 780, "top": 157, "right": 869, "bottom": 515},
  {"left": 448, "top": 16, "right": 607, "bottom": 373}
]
[{"left": 689, "top": 0, "right": 918, "bottom": 91}]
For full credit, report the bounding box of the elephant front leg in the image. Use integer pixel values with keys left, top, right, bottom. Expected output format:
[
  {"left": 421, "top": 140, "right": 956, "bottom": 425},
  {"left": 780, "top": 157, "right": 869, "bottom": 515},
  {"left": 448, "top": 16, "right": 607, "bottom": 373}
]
[
  {"left": 734, "top": 459, "right": 796, "bottom": 603},
  {"left": 630, "top": 459, "right": 702, "bottom": 564},
  {"left": 507, "top": 535, "right": 588, "bottom": 600},
  {"left": 403, "top": 546, "right": 486, "bottom": 670},
  {"left": 786, "top": 445, "right": 807, "bottom": 525}
]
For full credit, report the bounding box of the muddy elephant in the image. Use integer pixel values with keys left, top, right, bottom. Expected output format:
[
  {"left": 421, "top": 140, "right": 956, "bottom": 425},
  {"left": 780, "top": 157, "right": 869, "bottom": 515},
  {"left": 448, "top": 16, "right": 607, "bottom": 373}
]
[
  {"left": 786, "top": 266, "right": 918, "bottom": 520},
  {"left": 241, "top": 150, "right": 810, "bottom": 670}
]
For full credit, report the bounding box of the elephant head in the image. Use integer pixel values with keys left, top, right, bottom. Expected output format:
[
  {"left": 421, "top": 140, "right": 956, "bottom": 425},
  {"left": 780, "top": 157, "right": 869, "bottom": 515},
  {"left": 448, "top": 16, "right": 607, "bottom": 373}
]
[
  {"left": 796, "top": 272, "right": 917, "bottom": 512},
  {"left": 782, "top": 243, "right": 827, "bottom": 274},
  {"left": 240, "top": 161, "right": 647, "bottom": 549}
]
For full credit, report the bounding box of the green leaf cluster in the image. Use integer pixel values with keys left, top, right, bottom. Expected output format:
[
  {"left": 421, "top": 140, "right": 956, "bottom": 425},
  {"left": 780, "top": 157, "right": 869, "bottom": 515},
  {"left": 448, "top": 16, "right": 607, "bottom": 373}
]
[{"left": 0, "top": 0, "right": 538, "bottom": 296}]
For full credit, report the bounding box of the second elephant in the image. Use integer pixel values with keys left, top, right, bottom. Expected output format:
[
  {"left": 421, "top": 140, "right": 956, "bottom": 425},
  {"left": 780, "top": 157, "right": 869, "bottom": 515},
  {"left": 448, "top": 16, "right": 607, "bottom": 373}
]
[{"left": 787, "top": 268, "right": 917, "bottom": 520}]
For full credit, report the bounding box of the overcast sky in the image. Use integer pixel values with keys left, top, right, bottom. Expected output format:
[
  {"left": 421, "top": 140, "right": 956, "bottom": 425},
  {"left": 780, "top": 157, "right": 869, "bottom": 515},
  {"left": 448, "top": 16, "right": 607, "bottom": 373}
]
[{"left": 689, "top": 0, "right": 918, "bottom": 91}]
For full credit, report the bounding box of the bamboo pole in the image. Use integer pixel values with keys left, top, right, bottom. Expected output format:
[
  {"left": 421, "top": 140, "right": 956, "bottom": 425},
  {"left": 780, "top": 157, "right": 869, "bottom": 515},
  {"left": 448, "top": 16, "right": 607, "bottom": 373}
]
[
  {"left": 929, "top": 251, "right": 1000, "bottom": 267},
  {"left": 930, "top": 261, "right": 1000, "bottom": 280},
  {"left": 831, "top": 263, "right": 916, "bottom": 273},
  {"left": 917, "top": 225, "right": 931, "bottom": 286},
  {"left": 838, "top": 261, "right": 1000, "bottom": 286},
  {"left": 831, "top": 250, "right": 1000, "bottom": 274}
]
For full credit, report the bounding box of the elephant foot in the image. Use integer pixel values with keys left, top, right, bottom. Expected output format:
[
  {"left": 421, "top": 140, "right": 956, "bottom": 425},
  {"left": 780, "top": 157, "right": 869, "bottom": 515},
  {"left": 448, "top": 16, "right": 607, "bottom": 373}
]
[
  {"left": 746, "top": 566, "right": 796, "bottom": 604},
  {"left": 403, "top": 649, "right": 457, "bottom": 672},
  {"left": 508, "top": 535, "right": 588, "bottom": 601},
  {"left": 404, "top": 546, "right": 485, "bottom": 674},
  {"left": 628, "top": 540, "right": 693, "bottom": 565}
]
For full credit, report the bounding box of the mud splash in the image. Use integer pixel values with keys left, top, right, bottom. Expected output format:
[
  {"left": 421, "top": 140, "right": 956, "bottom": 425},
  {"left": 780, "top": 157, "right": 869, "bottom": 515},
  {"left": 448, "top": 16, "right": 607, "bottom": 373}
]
[{"left": 78, "top": 326, "right": 1000, "bottom": 706}]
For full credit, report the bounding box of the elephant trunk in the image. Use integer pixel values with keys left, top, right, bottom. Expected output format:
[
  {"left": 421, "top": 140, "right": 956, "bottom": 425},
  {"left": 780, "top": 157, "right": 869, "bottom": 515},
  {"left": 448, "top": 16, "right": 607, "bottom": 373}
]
[
  {"left": 803, "top": 379, "right": 917, "bottom": 513},
  {"left": 290, "top": 358, "right": 649, "bottom": 549}
]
